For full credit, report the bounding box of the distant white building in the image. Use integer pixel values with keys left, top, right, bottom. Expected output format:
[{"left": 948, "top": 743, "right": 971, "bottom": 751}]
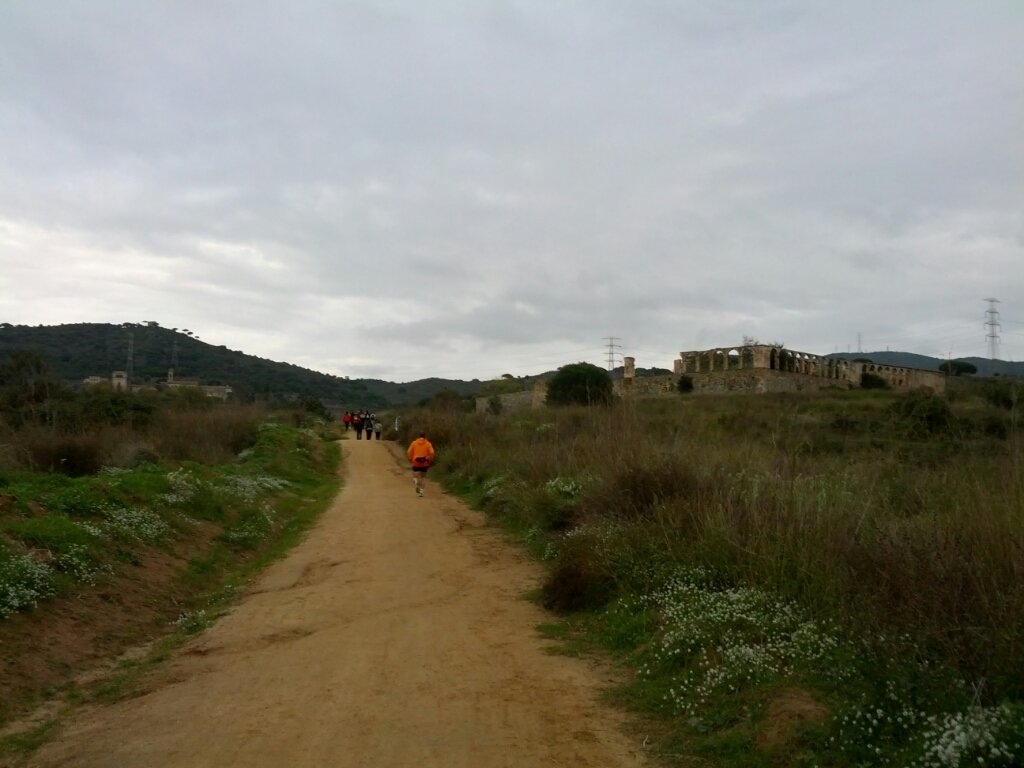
[{"left": 165, "top": 369, "right": 233, "bottom": 401}]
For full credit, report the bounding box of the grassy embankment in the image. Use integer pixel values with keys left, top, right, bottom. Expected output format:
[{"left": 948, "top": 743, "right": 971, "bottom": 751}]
[
  {"left": 0, "top": 395, "right": 341, "bottom": 758},
  {"left": 402, "top": 383, "right": 1023, "bottom": 767}
]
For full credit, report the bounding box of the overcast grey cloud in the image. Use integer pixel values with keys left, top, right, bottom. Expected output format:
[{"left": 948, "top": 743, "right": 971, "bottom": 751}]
[{"left": 1, "top": 1, "right": 1022, "bottom": 380}]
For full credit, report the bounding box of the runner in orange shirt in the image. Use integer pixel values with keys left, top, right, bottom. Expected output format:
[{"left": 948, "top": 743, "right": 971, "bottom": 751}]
[{"left": 406, "top": 432, "right": 436, "bottom": 497}]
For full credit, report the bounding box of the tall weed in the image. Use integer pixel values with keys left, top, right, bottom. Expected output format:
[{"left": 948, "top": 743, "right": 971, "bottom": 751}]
[{"left": 425, "top": 390, "right": 1023, "bottom": 698}]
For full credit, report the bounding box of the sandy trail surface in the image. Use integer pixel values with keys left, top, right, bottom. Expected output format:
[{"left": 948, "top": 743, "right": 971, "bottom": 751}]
[{"left": 28, "top": 440, "right": 647, "bottom": 768}]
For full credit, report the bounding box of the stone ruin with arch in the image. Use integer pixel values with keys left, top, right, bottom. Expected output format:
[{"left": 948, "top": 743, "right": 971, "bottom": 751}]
[
  {"left": 478, "top": 343, "right": 947, "bottom": 413},
  {"left": 668, "top": 344, "right": 945, "bottom": 394}
]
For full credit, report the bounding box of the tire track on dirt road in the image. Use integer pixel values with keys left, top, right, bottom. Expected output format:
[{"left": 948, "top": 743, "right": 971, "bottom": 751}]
[{"left": 26, "top": 440, "right": 648, "bottom": 768}]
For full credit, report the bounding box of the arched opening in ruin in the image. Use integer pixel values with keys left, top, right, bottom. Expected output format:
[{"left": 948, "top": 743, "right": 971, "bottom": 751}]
[
  {"left": 770, "top": 348, "right": 778, "bottom": 370},
  {"left": 713, "top": 350, "right": 726, "bottom": 371},
  {"left": 741, "top": 346, "right": 755, "bottom": 369},
  {"left": 727, "top": 349, "right": 740, "bottom": 369}
]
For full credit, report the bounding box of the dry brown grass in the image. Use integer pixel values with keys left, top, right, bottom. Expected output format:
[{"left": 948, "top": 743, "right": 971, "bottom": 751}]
[
  {"left": 0, "top": 403, "right": 269, "bottom": 473},
  {"left": 422, "top": 389, "right": 1024, "bottom": 698}
]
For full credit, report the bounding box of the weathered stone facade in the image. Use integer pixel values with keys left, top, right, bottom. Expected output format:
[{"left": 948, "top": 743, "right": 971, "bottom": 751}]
[
  {"left": 614, "top": 375, "right": 676, "bottom": 396},
  {"left": 672, "top": 345, "right": 945, "bottom": 394},
  {"left": 478, "top": 345, "right": 945, "bottom": 410},
  {"left": 475, "top": 380, "right": 548, "bottom": 414}
]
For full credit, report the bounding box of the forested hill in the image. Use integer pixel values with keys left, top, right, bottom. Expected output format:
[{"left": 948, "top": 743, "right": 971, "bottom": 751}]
[
  {"left": 0, "top": 323, "right": 482, "bottom": 408},
  {"left": 827, "top": 351, "right": 1024, "bottom": 378}
]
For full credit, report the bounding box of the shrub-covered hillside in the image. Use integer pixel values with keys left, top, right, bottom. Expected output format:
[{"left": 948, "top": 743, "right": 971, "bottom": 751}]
[{"left": 0, "top": 323, "right": 481, "bottom": 407}]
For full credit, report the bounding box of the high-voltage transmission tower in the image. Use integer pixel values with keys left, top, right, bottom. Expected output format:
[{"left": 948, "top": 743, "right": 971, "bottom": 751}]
[
  {"left": 984, "top": 298, "right": 1001, "bottom": 361},
  {"left": 603, "top": 336, "right": 622, "bottom": 371}
]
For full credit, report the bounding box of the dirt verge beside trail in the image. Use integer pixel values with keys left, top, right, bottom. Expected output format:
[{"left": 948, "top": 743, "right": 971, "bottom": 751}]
[{"left": 26, "top": 440, "right": 648, "bottom": 767}]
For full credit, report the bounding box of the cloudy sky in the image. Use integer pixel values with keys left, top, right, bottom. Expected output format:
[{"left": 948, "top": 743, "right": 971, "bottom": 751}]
[{"left": 1, "top": 1, "right": 1022, "bottom": 381}]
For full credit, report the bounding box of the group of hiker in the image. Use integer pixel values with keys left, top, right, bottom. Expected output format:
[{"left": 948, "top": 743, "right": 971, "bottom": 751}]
[
  {"left": 341, "top": 410, "right": 436, "bottom": 497},
  {"left": 342, "top": 410, "right": 382, "bottom": 440}
]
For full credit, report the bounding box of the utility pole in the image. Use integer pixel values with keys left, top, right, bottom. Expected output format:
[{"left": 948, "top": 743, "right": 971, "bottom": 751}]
[
  {"left": 603, "top": 336, "right": 622, "bottom": 371},
  {"left": 984, "top": 298, "right": 1001, "bottom": 361},
  {"left": 857, "top": 332, "right": 862, "bottom": 354}
]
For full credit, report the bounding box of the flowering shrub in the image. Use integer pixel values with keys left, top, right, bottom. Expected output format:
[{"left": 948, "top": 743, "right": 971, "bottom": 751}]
[
  {"left": 76, "top": 521, "right": 107, "bottom": 538},
  {"left": 627, "top": 570, "right": 850, "bottom": 714},
  {"left": 482, "top": 475, "right": 508, "bottom": 499},
  {"left": 161, "top": 467, "right": 204, "bottom": 505},
  {"left": 103, "top": 505, "right": 171, "bottom": 543},
  {"left": 0, "top": 552, "right": 56, "bottom": 617},
  {"left": 222, "top": 503, "right": 277, "bottom": 546},
  {"left": 221, "top": 473, "right": 288, "bottom": 503},
  {"left": 611, "top": 567, "right": 1023, "bottom": 765},
  {"left": 174, "top": 609, "right": 210, "bottom": 634},
  {"left": 545, "top": 476, "right": 584, "bottom": 499},
  {"left": 914, "top": 704, "right": 1023, "bottom": 767},
  {"left": 53, "top": 544, "right": 101, "bottom": 585}
]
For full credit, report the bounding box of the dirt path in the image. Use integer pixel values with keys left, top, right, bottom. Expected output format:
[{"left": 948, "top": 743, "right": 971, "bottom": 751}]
[{"left": 27, "top": 441, "right": 648, "bottom": 768}]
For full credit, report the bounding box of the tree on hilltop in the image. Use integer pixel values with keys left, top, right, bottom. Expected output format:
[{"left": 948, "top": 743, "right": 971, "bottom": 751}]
[
  {"left": 546, "top": 363, "right": 613, "bottom": 406},
  {"left": 938, "top": 360, "right": 977, "bottom": 376}
]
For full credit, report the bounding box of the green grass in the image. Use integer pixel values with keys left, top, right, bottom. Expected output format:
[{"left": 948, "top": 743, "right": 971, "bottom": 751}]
[
  {"left": 2, "top": 515, "right": 93, "bottom": 552},
  {"left": 0, "top": 417, "right": 341, "bottom": 760},
  {"left": 0, "top": 717, "right": 62, "bottom": 759}
]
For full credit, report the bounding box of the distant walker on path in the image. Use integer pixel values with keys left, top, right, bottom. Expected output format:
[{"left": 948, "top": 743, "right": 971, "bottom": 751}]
[{"left": 406, "top": 432, "right": 435, "bottom": 497}]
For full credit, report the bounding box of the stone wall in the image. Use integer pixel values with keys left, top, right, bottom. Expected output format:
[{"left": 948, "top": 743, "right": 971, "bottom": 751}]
[
  {"left": 613, "top": 375, "right": 676, "bottom": 396},
  {"left": 852, "top": 362, "right": 946, "bottom": 392},
  {"left": 685, "top": 369, "right": 853, "bottom": 394},
  {"left": 475, "top": 381, "right": 548, "bottom": 413}
]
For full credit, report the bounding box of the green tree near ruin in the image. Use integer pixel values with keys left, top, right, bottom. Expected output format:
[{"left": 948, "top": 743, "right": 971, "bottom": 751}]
[
  {"left": 546, "top": 363, "right": 613, "bottom": 406},
  {"left": 938, "top": 360, "right": 977, "bottom": 376},
  {"left": 479, "top": 377, "right": 526, "bottom": 396}
]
